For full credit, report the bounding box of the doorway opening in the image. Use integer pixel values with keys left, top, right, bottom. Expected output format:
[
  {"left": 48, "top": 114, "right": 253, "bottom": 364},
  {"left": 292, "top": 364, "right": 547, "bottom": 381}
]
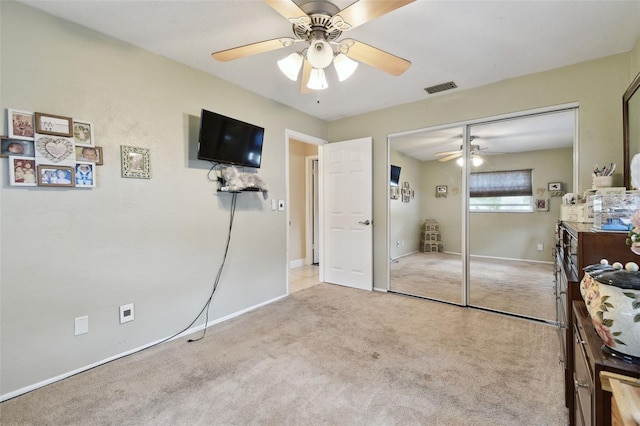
[{"left": 286, "top": 131, "right": 324, "bottom": 294}]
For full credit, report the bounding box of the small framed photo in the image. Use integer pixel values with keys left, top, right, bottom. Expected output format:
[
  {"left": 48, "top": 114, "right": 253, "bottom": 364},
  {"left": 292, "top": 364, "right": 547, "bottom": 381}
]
[
  {"left": 535, "top": 198, "right": 549, "bottom": 212},
  {"left": 7, "top": 109, "right": 35, "bottom": 140},
  {"left": 73, "top": 120, "right": 94, "bottom": 146},
  {"left": 8, "top": 156, "right": 37, "bottom": 186},
  {"left": 37, "top": 165, "right": 75, "bottom": 187},
  {"left": 35, "top": 112, "right": 73, "bottom": 137},
  {"left": 1, "top": 137, "right": 35, "bottom": 157},
  {"left": 121, "top": 145, "right": 150, "bottom": 179},
  {"left": 75, "top": 145, "right": 103, "bottom": 165},
  {"left": 74, "top": 162, "right": 95, "bottom": 188},
  {"left": 548, "top": 182, "right": 562, "bottom": 191}
]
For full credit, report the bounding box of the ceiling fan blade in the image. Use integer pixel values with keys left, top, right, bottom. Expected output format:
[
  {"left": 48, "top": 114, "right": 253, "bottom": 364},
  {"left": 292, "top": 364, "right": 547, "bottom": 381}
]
[
  {"left": 264, "top": 0, "right": 310, "bottom": 25},
  {"left": 334, "top": 0, "right": 415, "bottom": 30},
  {"left": 342, "top": 39, "right": 410, "bottom": 76},
  {"left": 434, "top": 149, "right": 461, "bottom": 157},
  {"left": 300, "top": 60, "right": 313, "bottom": 94},
  {"left": 212, "top": 38, "right": 294, "bottom": 62},
  {"left": 438, "top": 152, "right": 462, "bottom": 162}
]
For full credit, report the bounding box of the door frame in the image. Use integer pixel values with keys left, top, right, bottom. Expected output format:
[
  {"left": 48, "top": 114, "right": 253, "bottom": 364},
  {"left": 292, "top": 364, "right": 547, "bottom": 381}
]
[{"left": 285, "top": 129, "right": 327, "bottom": 294}]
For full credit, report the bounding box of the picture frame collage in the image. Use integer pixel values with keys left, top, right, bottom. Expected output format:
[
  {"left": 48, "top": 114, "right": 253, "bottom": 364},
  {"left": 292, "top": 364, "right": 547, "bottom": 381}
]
[{"left": 2, "top": 109, "right": 102, "bottom": 188}]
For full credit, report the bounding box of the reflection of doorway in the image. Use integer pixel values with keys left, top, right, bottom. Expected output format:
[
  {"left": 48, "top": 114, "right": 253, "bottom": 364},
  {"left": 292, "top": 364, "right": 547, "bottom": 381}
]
[{"left": 388, "top": 106, "right": 577, "bottom": 323}]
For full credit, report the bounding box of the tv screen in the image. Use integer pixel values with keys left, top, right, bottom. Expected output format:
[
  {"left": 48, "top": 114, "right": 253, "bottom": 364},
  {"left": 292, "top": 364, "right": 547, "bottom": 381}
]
[
  {"left": 197, "top": 109, "right": 264, "bottom": 168},
  {"left": 390, "top": 165, "right": 401, "bottom": 186}
]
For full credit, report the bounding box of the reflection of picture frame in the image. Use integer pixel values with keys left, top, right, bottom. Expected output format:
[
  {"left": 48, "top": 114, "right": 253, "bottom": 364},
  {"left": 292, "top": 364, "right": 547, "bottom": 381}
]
[
  {"left": 8, "top": 109, "right": 35, "bottom": 140},
  {"left": 74, "top": 162, "right": 95, "bottom": 188},
  {"left": 548, "top": 182, "right": 562, "bottom": 191},
  {"left": 9, "top": 156, "right": 37, "bottom": 186},
  {"left": 73, "top": 120, "right": 94, "bottom": 146},
  {"left": 535, "top": 198, "right": 549, "bottom": 212},
  {"left": 1, "top": 137, "right": 35, "bottom": 157},
  {"left": 75, "top": 145, "right": 103, "bottom": 165},
  {"left": 436, "top": 185, "right": 447, "bottom": 198},
  {"left": 121, "top": 145, "right": 150, "bottom": 179},
  {"left": 37, "top": 165, "right": 75, "bottom": 187},
  {"left": 390, "top": 186, "right": 399, "bottom": 200},
  {"left": 403, "top": 181, "right": 410, "bottom": 188},
  {"left": 35, "top": 112, "right": 73, "bottom": 137}
]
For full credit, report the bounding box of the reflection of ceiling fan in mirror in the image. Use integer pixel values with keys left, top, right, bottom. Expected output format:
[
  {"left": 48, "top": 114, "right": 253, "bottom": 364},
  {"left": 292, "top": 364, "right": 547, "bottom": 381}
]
[
  {"left": 433, "top": 143, "right": 489, "bottom": 165},
  {"left": 211, "top": 0, "right": 414, "bottom": 93}
]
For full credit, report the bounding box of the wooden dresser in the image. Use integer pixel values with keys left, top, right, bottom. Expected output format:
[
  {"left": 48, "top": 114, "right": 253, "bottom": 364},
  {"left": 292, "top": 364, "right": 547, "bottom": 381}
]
[{"left": 555, "top": 221, "right": 640, "bottom": 425}]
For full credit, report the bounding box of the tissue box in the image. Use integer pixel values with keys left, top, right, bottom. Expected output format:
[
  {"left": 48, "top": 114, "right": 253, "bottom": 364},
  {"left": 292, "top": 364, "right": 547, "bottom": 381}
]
[
  {"left": 591, "top": 193, "right": 640, "bottom": 231},
  {"left": 561, "top": 204, "right": 592, "bottom": 223}
]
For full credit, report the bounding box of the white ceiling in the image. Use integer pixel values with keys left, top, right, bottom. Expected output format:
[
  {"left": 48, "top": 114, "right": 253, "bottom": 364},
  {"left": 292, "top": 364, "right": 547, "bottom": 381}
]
[
  {"left": 18, "top": 0, "right": 640, "bottom": 124},
  {"left": 390, "top": 109, "right": 575, "bottom": 162}
]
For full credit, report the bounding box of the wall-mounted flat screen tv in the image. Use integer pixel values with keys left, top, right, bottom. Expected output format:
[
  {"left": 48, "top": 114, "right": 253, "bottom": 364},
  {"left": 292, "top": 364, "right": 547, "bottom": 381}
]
[
  {"left": 390, "top": 165, "right": 401, "bottom": 186},
  {"left": 197, "top": 109, "right": 264, "bottom": 168}
]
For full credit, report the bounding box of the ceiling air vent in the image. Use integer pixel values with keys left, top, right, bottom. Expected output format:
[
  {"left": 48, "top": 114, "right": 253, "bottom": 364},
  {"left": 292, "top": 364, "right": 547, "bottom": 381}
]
[{"left": 424, "top": 81, "right": 457, "bottom": 94}]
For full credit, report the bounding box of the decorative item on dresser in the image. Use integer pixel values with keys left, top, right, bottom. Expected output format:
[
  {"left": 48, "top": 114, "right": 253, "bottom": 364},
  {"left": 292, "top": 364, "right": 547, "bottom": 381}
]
[{"left": 556, "top": 220, "right": 640, "bottom": 425}]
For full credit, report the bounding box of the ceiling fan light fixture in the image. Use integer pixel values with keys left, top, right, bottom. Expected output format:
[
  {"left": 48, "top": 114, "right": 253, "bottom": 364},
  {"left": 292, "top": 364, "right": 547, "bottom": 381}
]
[
  {"left": 277, "top": 52, "right": 303, "bottom": 81},
  {"left": 307, "top": 68, "right": 328, "bottom": 90},
  {"left": 307, "top": 39, "right": 334, "bottom": 69},
  {"left": 456, "top": 156, "right": 484, "bottom": 167},
  {"left": 333, "top": 53, "right": 358, "bottom": 81}
]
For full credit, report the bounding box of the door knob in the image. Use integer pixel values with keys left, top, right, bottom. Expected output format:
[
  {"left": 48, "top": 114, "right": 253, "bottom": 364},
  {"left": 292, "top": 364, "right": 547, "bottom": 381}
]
[{"left": 359, "top": 220, "right": 371, "bottom": 226}]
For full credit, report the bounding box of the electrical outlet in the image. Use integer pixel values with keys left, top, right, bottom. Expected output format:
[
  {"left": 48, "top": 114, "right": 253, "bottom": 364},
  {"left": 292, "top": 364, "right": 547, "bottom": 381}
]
[
  {"left": 120, "top": 303, "right": 134, "bottom": 324},
  {"left": 537, "top": 243, "right": 544, "bottom": 251},
  {"left": 396, "top": 241, "right": 400, "bottom": 247},
  {"left": 74, "top": 316, "right": 88, "bottom": 336}
]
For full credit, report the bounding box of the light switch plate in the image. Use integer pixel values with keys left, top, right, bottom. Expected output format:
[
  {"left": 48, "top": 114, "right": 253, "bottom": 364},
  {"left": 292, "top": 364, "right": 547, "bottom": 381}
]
[{"left": 278, "top": 200, "right": 285, "bottom": 211}]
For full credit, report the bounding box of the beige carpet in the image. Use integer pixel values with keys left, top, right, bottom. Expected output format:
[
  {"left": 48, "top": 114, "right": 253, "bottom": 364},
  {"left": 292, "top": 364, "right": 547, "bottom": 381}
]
[
  {"left": 0, "top": 283, "right": 567, "bottom": 426},
  {"left": 390, "top": 252, "right": 556, "bottom": 321}
]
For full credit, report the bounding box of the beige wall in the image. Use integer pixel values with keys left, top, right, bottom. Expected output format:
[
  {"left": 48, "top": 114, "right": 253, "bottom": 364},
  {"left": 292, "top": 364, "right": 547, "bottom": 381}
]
[
  {"left": 0, "top": 1, "right": 326, "bottom": 398},
  {"left": 288, "top": 140, "right": 318, "bottom": 265},
  {"left": 389, "top": 151, "right": 423, "bottom": 259},
  {"left": 329, "top": 53, "right": 638, "bottom": 290}
]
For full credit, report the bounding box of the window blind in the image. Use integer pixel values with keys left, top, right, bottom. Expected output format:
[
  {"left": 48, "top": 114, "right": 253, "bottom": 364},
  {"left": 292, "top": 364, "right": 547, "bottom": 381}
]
[{"left": 470, "top": 169, "right": 532, "bottom": 197}]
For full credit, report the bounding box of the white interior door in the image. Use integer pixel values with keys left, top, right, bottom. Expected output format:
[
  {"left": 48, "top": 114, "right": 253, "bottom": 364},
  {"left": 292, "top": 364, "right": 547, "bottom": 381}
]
[{"left": 320, "top": 137, "right": 373, "bottom": 290}]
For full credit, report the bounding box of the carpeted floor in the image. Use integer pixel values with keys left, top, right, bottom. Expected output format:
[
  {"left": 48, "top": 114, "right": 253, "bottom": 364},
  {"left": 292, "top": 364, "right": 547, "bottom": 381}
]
[
  {"left": 0, "top": 283, "right": 567, "bottom": 426},
  {"left": 390, "top": 252, "right": 556, "bottom": 321}
]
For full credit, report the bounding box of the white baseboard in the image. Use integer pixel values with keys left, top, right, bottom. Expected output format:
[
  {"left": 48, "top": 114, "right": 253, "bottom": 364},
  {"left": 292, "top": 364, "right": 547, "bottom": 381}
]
[
  {"left": 0, "top": 294, "right": 287, "bottom": 402},
  {"left": 289, "top": 258, "right": 304, "bottom": 269}
]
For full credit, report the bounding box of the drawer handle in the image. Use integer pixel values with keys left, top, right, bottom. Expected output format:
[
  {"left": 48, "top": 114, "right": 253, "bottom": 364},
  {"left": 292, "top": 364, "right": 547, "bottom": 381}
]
[
  {"left": 575, "top": 335, "right": 586, "bottom": 345},
  {"left": 574, "top": 378, "right": 589, "bottom": 389}
]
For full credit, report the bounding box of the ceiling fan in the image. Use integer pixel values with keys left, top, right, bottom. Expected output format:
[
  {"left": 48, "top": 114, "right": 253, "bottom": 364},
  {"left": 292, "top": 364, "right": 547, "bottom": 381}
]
[
  {"left": 211, "top": 0, "right": 415, "bottom": 93},
  {"left": 434, "top": 142, "right": 488, "bottom": 165}
]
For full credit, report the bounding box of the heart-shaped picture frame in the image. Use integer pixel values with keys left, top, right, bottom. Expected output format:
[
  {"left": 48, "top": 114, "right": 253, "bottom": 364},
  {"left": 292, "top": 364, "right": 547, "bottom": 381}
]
[{"left": 36, "top": 136, "right": 74, "bottom": 163}]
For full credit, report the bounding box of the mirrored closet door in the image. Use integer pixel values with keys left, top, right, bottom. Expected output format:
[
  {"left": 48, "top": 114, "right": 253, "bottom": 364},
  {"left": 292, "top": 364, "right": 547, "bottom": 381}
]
[
  {"left": 467, "top": 111, "right": 575, "bottom": 322},
  {"left": 389, "top": 125, "right": 465, "bottom": 305},
  {"left": 388, "top": 108, "right": 576, "bottom": 323}
]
